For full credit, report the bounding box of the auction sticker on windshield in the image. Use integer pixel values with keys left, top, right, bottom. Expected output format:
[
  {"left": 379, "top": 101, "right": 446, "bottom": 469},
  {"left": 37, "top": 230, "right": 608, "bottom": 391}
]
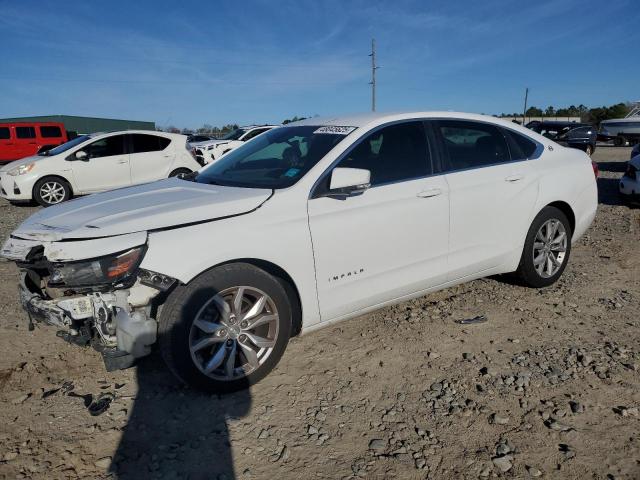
[{"left": 313, "top": 126, "right": 356, "bottom": 135}]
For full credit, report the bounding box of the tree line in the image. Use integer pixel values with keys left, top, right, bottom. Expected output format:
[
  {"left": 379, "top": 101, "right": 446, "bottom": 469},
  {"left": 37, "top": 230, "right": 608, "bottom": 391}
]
[
  {"left": 500, "top": 102, "right": 633, "bottom": 125},
  {"left": 159, "top": 116, "right": 310, "bottom": 135}
]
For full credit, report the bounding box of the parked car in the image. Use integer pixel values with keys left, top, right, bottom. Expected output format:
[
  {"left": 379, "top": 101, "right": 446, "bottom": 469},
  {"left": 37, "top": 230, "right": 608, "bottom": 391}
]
[
  {"left": 0, "top": 122, "right": 69, "bottom": 163},
  {"left": 186, "top": 134, "right": 214, "bottom": 144},
  {"left": 191, "top": 125, "right": 278, "bottom": 164},
  {"left": 0, "top": 112, "right": 597, "bottom": 392},
  {"left": 630, "top": 142, "right": 640, "bottom": 160},
  {"left": 0, "top": 131, "right": 200, "bottom": 206},
  {"left": 619, "top": 155, "right": 640, "bottom": 204},
  {"left": 527, "top": 121, "right": 597, "bottom": 155},
  {"left": 600, "top": 117, "right": 640, "bottom": 146}
]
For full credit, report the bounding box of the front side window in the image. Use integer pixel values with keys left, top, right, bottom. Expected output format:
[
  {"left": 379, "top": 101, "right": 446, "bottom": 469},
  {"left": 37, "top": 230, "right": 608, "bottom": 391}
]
[
  {"left": 242, "top": 128, "right": 270, "bottom": 141},
  {"left": 40, "top": 126, "right": 62, "bottom": 138},
  {"left": 438, "top": 120, "right": 509, "bottom": 171},
  {"left": 0, "top": 127, "right": 10, "bottom": 140},
  {"left": 85, "top": 135, "right": 126, "bottom": 159},
  {"left": 335, "top": 121, "right": 430, "bottom": 186},
  {"left": 130, "top": 134, "right": 171, "bottom": 154},
  {"left": 195, "top": 126, "right": 348, "bottom": 189},
  {"left": 16, "top": 126, "right": 36, "bottom": 139}
]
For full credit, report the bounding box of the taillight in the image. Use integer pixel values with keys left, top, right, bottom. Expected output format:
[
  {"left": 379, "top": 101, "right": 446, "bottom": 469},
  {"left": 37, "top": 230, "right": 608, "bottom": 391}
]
[
  {"left": 591, "top": 161, "right": 599, "bottom": 178},
  {"left": 625, "top": 163, "right": 637, "bottom": 181}
]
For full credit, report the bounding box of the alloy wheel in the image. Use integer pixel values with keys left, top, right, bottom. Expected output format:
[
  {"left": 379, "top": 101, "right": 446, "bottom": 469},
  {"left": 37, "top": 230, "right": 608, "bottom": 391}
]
[
  {"left": 189, "top": 286, "right": 279, "bottom": 381},
  {"left": 532, "top": 219, "right": 567, "bottom": 278},
  {"left": 40, "top": 181, "right": 66, "bottom": 204}
]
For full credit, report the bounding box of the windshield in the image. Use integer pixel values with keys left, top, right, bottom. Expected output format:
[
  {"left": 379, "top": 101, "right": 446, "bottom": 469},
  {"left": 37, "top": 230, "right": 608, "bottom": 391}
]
[
  {"left": 222, "top": 128, "right": 247, "bottom": 140},
  {"left": 195, "top": 126, "right": 350, "bottom": 189},
  {"left": 41, "top": 135, "right": 91, "bottom": 156}
]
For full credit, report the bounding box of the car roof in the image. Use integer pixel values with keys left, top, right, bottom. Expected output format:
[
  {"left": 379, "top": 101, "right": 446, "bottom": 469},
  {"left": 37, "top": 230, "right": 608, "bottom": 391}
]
[
  {"left": 289, "top": 111, "right": 546, "bottom": 135},
  {"left": 534, "top": 121, "right": 591, "bottom": 127},
  {"left": 93, "top": 130, "right": 186, "bottom": 139}
]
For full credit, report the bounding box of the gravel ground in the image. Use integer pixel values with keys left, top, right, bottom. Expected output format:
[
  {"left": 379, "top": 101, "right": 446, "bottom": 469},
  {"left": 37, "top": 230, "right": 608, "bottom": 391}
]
[{"left": 0, "top": 146, "right": 638, "bottom": 480}]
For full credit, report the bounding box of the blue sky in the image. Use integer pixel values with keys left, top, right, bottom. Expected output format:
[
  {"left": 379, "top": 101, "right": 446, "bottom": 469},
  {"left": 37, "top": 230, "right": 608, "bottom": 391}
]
[{"left": 0, "top": 0, "right": 638, "bottom": 129}]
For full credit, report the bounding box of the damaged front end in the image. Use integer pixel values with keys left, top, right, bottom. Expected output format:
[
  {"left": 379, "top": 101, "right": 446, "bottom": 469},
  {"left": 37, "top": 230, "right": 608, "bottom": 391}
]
[{"left": 3, "top": 233, "right": 176, "bottom": 371}]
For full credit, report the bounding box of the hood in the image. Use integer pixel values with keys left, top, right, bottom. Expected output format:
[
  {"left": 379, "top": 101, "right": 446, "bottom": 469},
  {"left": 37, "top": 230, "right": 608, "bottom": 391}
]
[
  {"left": 0, "top": 155, "right": 42, "bottom": 173},
  {"left": 12, "top": 178, "right": 272, "bottom": 241}
]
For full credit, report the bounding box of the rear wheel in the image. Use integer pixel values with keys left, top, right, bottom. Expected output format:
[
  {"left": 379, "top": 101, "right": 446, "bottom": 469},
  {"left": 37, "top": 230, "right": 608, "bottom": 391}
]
[
  {"left": 169, "top": 168, "right": 192, "bottom": 178},
  {"left": 515, "top": 206, "right": 572, "bottom": 288},
  {"left": 158, "top": 263, "right": 292, "bottom": 393},
  {"left": 33, "top": 176, "right": 71, "bottom": 207}
]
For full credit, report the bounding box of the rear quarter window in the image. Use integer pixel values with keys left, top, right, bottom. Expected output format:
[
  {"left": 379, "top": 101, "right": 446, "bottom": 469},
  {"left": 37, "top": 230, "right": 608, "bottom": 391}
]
[
  {"left": 502, "top": 128, "right": 538, "bottom": 160},
  {"left": 40, "top": 126, "right": 63, "bottom": 138}
]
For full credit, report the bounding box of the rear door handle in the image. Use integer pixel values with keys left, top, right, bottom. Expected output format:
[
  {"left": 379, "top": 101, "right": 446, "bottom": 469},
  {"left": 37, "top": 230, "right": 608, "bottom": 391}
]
[
  {"left": 417, "top": 187, "right": 442, "bottom": 198},
  {"left": 505, "top": 174, "right": 524, "bottom": 182},
  {"left": 117, "top": 160, "right": 128, "bottom": 164}
]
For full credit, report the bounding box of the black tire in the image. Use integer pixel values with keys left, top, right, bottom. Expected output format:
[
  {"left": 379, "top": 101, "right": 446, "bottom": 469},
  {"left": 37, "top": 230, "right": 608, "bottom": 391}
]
[
  {"left": 515, "top": 206, "right": 572, "bottom": 288},
  {"left": 158, "top": 263, "right": 292, "bottom": 393},
  {"left": 169, "top": 168, "right": 192, "bottom": 178},
  {"left": 33, "top": 176, "right": 71, "bottom": 207}
]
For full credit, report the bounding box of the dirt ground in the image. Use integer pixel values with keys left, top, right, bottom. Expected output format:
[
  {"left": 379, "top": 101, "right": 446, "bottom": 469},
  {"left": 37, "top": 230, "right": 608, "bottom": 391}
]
[{"left": 0, "top": 146, "right": 638, "bottom": 480}]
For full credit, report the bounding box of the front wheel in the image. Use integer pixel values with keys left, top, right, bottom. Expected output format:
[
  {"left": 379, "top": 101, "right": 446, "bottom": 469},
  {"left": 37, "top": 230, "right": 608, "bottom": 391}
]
[
  {"left": 169, "top": 168, "right": 192, "bottom": 179},
  {"left": 515, "top": 206, "right": 572, "bottom": 288},
  {"left": 33, "top": 176, "right": 71, "bottom": 207},
  {"left": 158, "top": 263, "right": 292, "bottom": 393}
]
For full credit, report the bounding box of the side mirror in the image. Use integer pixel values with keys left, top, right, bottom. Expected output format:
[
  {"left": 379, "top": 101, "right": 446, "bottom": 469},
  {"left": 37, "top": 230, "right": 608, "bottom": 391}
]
[
  {"left": 327, "top": 167, "right": 371, "bottom": 198},
  {"left": 74, "top": 150, "right": 88, "bottom": 161}
]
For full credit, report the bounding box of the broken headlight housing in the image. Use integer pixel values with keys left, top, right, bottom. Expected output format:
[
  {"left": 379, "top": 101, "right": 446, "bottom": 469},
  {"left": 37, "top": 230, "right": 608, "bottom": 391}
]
[{"left": 48, "top": 246, "right": 145, "bottom": 288}]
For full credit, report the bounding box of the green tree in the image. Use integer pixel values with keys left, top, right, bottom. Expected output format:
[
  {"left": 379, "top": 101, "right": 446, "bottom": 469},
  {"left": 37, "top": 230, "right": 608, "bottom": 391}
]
[{"left": 526, "top": 106, "right": 543, "bottom": 116}]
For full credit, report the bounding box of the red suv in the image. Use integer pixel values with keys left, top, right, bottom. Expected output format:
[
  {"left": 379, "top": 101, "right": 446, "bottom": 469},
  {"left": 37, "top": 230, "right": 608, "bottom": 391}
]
[{"left": 0, "top": 122, "right": 69, "bottom": 163}]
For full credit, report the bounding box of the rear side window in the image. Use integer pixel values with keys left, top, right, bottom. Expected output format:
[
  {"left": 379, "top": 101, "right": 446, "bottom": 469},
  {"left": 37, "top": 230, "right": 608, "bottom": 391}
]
[
  {"left": 0, "top": 127, "right": 9, "bottom": 139},
  {"left": 40, "top": 126, "right": 62, "bottom": 138},
  {"left": 502, "top": 128, "right": 538, "bottom": 160},
  {"left": 337, "top": 121, "right": 430, "bottom": 186},
  {"left": 86, "top": 135, "right": 127, "bottom": 159},
  {"left": 16, "top": 126, "right": 36, "bottom": 139},
  {"left": 437, "top": 120, "right": 509, "bottom": 171},
  {"left": 130, "top": 134, "right": 171, "bottom": 153}
]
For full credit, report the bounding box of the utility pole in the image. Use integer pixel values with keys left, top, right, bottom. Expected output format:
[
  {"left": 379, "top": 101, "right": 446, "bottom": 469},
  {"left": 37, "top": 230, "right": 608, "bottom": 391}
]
[
  {"left": 369, "top": 39, "right": 379, "bottom": 112},
  {"left": 522, "top": 87, "right": 529, "bottom": 125}
]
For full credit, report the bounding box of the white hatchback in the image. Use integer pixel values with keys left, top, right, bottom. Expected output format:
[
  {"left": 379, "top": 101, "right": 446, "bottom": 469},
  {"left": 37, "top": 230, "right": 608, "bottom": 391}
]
[
  {"left": 0, "top": 130, "right": 201, "bottom": 206},
  {"left": 190, "top": 125, "right": 278, "bottom": 164},
  {"left": 1, "top": 112, "right": 597, "bottom": 392}
]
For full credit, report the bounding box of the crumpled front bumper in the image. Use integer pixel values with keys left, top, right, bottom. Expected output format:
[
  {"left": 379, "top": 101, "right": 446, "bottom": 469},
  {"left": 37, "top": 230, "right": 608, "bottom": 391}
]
[
  {"left": 19, "top": 277, "right": 70, "bottom": 328},
  {"left": 17, "top": 272, "right": 162, "bottom": 371}
]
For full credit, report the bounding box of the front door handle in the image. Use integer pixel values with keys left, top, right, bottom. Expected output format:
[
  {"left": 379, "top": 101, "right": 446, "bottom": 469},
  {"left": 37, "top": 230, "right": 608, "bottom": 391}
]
[
  {"left": 417, "top": 187, "right": 442, "bottom": 198},
  {"left": 505, "top": 174, "right": 524, "bottom": 182},
  {"left": 117, "top": 160, "right": 128, "bottom": 164}
]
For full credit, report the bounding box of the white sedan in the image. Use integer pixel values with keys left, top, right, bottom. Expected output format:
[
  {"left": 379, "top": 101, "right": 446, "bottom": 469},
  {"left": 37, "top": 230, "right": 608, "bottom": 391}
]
[
  {"left": 1, "top": 112, "right": 597, "bottom": 392},
  {"left": 190, "top": 125, "right": 278, "bottom": 164},
  {"left": 0, "top": 131, "right": 201, "bottom": 206}
]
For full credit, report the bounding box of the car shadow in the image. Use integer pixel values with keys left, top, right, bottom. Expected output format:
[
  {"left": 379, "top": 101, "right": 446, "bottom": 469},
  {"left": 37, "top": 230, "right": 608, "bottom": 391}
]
[
  {"left": 597, "top": 177, "right": 627, "bottom": 206},
  {"left": 109, "top": 298, "right": 251, "bottom": 479},
  {"left": 596, "top": 161, "right": 627, "bottom": 173}
]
